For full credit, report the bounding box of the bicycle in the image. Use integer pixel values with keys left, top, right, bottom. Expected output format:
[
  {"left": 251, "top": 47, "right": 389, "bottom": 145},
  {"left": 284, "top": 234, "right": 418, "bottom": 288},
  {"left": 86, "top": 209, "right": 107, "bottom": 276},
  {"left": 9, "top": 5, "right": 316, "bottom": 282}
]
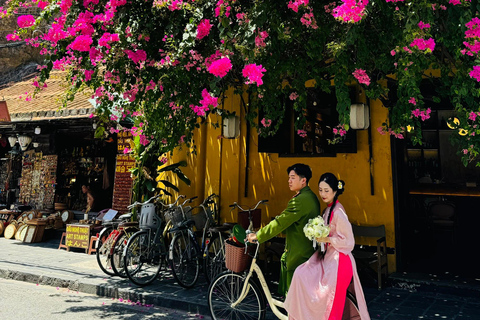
[
  {"left": 203, "top": 199, "right": 267, "bottom": 284},
  {"left": 166, "top": 195, "right": 204, "bottom": 288},
  {"left": 110, "top": 218, "right": 142, "bottom": 278},
  {"left": 95, "top": 212, "right": 137, "bottom": 277},
  {"left": 207, "top": 237, "right": 360, "bottom": 320},
  {"left": 195, "top": 193, "right": 237, "bottom": 284},
  {"left": 122, "top": 193, "right": 178, "bottom": 286}
]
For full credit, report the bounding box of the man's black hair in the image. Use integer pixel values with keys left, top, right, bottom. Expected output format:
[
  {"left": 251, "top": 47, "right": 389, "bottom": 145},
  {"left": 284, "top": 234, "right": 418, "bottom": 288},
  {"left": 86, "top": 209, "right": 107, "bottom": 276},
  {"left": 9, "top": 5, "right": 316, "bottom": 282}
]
[{"left": 287, "top": 163, "right": 312, "bottom": 184}]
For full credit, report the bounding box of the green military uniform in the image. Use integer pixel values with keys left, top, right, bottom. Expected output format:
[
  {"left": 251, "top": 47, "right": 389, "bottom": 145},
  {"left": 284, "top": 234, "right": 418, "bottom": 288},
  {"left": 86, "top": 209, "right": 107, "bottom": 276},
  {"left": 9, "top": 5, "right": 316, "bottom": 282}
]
[{"left": 256, "top": 186, "right": 320, "bottom": 296}]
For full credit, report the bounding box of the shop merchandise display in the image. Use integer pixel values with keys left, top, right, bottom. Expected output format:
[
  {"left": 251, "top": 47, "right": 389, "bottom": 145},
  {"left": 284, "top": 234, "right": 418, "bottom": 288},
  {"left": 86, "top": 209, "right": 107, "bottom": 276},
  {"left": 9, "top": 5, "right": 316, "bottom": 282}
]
[{"left": 19, "top": 151, "right": 57, "bottom": 210}]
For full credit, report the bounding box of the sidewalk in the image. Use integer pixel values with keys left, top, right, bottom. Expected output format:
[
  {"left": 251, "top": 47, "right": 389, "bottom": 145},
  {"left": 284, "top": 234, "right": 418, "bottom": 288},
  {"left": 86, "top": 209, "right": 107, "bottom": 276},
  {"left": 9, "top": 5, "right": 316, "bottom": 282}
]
[{"left": 1, "top": 234, "right": 480, "bottom": 320}]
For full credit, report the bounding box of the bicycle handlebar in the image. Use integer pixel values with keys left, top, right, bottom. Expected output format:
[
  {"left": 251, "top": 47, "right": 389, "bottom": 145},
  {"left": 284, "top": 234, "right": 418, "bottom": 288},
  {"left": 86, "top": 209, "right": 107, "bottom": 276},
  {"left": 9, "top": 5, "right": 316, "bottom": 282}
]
[
  {"left": 203, "top": 193, "right": 218, "bottom": 204},
  {"left": 127, "top": 194, "right": 162, "bottom": 209},
  {"left": 181, "top": 196, "right": 198, "bottom": 206},
  {"left": 229, "top": 199, "right": 268, "bottom": 212},
  {"left": 154, "top": 194, "right": 186, "bottom": 209}
]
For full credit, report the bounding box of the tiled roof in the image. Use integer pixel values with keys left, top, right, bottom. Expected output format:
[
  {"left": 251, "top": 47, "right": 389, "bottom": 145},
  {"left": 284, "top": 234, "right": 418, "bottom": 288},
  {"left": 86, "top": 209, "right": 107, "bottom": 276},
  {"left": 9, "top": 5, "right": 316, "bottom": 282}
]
[{"left": 0, "top": 71, "right": 94, "bottom": 121}]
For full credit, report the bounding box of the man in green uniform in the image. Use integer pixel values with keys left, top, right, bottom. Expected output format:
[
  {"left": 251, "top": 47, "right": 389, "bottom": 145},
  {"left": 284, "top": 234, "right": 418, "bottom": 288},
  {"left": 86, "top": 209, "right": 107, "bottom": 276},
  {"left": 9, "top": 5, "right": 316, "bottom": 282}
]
[{"left": 246, "top": 163, "right": 320, "bottom": 296}]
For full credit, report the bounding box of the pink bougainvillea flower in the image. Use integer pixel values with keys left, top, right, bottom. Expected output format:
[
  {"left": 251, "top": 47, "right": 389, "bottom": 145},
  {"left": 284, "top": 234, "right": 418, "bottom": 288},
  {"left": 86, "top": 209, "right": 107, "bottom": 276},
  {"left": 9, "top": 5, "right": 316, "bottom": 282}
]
[
  {"left": 261, "top": 118, "right": 272, "bottom": 127},
  {"left": 469, "top": 111, "right": 477, "bottom": 121},
  {"left": 297, "top": 129, "right": 307, "bottom": 138},
  {"left": 6, "top": 33, "right": 21, "bottom": 41},
  {"left": 287, "top": 0, "right": 309, "bottom": 13},
  {"left": 98, "top": 32, "right": 120, "bottom": 48},
  {"left": 418, "top": 21, "right": 431, "bottom": 29},
  {"left": 207, "top": 57, "right": 232, "bottom": 78},
  {"left": 255, "top": 30, "right": 268, "bottom": 47},
  {"left": 409, "top": 37, "right": 436, "bottom": 52},
  {"left": 68, "top": 35, "right": 93, "bottom": 51},
  {"left": 59, "top": 0, "right": 72, "bottom": 14},
  {"left": 199, "top": 88, "right": 218, "bottom": 109},
  {"left": 289, "top": 92, "right": 299, "bottom": 100},
  {"left": 469, "top": 66, "right": 480, "bottom": 82},
  {"left": 409, "top": 97, "right": 417, "bottom": 105},
  {"left": 190, "top": 104, "right": 209, "bottom": 117},
  {"left": 332, "top": 0, "right": 369, "bottom": 23},
  {"left": 84, "top": 70, "right": 94, "bottom": 81},
  {"left": 125, "top": 49, "right": 147, "bottom": 64},
  {"left": 301, "top": 10, "right": 318, "bottom": 29},
  {"left": 43, "top": 23, "right": 69, "bottom": 44},
  {"left": 84, "top": 0, "right": 99, "bottom": 7},
  {"left": 37, "top": 1, "right": 49, "bottom": 9},
  {"left": 17, "top": 15, "right": 36, "bottom": 28},
  {"left": 242, "top": 63, "right": 266, "bottom": 86},
  {"left": 196, "top": 19, "right": 212, "bottom": 40},
  {"left": 352, "top": 68, "right": 370, "bottom": 86}
]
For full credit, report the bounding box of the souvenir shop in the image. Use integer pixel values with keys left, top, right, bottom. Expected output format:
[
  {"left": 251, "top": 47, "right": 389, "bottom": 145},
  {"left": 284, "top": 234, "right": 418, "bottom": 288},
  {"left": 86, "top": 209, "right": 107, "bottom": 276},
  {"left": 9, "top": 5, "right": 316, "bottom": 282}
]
[{"left": 0, "top": 117, "right": 122, "bottom": 242}]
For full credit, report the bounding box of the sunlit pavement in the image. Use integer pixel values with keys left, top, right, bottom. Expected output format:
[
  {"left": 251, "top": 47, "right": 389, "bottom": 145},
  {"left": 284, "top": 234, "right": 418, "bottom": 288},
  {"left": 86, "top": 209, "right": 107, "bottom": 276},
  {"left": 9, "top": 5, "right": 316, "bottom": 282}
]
[{"left": 1, "top": 235, "right": 479, "bottom": 320}]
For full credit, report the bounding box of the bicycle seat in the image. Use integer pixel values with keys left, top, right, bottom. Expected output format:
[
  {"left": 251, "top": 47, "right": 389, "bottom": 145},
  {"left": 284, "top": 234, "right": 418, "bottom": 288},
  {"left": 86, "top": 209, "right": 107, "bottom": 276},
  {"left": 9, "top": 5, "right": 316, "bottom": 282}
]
[
  {"left": 209, "top": 225, "right": 230, "bottom": 233},
  {"left": 118, "top": 221, "right": 139, "bottom": 230},
  {"left": 118, "top": 213, "right": 132, "bottom": 220},
  {"left": 169, "top": 219, "right": 196, "bottom": 233}
]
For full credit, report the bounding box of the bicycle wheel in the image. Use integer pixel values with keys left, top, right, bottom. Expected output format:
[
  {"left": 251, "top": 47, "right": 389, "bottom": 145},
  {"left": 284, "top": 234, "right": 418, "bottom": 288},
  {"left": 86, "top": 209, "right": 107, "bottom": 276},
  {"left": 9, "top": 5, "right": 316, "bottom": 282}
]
[
  {"left": 208, "top": 271, "right": 266, "bottom": 320},
  {"left": 110, "top": 232, "right": 128, "bottom": 278},
  {"left": 96, "top": 226, "right": 116, "bottom": 277},
  {"left": 169, "top": 231, "right": 200, "bottom": 288},
  {"left": 203, "top": 233, "right": 226, "bottom": 283},
  {"left": 123, "top": 230, "right": 164, "bottom": 286}
]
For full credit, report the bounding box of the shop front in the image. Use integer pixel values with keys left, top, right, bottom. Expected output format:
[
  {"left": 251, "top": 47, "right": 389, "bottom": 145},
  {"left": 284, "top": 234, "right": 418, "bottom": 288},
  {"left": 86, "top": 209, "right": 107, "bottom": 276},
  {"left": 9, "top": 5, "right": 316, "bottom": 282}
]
[
  {"left": 0, "top": 72, "right": 123, "bottom": 244},
  {"left": 392, "top": 94, "right": 480, "bottom": 279}
]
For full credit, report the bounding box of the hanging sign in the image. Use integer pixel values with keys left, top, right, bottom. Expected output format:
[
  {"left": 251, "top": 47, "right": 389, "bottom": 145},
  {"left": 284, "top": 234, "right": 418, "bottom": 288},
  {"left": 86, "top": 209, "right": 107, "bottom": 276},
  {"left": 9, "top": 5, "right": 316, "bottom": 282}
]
[
  {"left": 117, "top": 131, "right": 134, "bottom": 154},
  {"left": 112, "top": 154, "right": 135, "bottom": 213}
]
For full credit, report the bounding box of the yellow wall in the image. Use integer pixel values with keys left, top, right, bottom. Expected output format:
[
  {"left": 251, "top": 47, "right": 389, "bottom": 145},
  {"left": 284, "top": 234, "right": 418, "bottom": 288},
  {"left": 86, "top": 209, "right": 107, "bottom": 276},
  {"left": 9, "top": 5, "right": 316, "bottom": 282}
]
[{"left": 169, "top": 87, "right": 396, "bottom": 271}]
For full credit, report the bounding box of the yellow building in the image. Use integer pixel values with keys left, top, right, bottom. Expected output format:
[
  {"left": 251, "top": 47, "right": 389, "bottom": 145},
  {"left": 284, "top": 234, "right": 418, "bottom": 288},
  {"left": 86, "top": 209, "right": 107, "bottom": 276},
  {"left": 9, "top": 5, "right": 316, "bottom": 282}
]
[{"left": 170, "top": 86, "right": 397, "bottom": 275}]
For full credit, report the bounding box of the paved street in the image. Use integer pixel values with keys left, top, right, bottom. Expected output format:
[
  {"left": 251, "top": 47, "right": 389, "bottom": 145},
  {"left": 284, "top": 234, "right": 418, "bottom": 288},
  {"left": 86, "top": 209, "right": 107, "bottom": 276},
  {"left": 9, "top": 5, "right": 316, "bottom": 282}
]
[
  {"left": 0, "top": 278, "right": 206, "bottom": 320},
  {"left": 1, "top": 234, "right": 480, "bottom": 319}
]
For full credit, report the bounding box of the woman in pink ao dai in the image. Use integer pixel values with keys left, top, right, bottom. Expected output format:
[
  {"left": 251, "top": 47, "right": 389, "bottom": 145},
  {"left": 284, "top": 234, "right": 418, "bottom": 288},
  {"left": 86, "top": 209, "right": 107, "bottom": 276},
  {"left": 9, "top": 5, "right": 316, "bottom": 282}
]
[{"left": 284, "top": 173, "right": 370, "bottom": 320}]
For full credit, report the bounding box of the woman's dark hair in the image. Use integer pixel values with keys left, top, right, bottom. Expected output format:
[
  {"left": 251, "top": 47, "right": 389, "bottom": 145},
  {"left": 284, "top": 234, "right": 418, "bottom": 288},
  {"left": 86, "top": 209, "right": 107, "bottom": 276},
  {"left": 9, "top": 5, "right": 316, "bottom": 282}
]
[
  {"left": 318, "top": 172, "right": 345, "bottom": 225},
  {"left": 287, "top": 163, "right": 312, "bottom": 184}
]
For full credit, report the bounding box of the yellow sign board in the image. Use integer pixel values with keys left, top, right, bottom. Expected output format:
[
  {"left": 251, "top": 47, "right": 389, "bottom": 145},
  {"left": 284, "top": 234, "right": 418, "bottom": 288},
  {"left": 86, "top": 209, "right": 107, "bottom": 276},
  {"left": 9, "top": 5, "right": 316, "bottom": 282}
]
[{"left": 65, "top": 224, "right": 90, "bottom": 249}]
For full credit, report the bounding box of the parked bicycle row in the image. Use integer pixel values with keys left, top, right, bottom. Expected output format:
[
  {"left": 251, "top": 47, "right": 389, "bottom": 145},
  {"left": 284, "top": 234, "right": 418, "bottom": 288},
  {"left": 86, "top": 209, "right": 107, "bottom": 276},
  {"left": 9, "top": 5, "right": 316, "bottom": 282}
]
[{"left": 94, "top": 193, "right": 268, "bottom": 290}]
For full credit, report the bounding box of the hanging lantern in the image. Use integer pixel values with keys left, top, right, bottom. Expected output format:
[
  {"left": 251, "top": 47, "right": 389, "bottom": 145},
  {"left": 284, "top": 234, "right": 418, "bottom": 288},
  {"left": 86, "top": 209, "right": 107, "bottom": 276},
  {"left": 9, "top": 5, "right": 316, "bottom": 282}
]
[
  {"left": 223, "top": 115, "right": 240, "bottom": 139},
  {"left": 18, "top": 135, "right": 32, "bottom": 151},
  {"left": 350, "top": 103, "right": 370, "bottom": 130},
  {"left": 8, "top": 136, "right": 17, "bottom": 147}
]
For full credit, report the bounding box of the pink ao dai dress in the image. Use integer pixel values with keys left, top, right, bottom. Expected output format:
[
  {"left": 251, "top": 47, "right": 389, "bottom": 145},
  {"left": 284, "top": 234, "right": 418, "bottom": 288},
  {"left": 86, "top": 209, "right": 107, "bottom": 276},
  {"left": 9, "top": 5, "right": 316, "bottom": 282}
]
[{"left": 284, "top": 202, "right": 371, "bottom": 320}]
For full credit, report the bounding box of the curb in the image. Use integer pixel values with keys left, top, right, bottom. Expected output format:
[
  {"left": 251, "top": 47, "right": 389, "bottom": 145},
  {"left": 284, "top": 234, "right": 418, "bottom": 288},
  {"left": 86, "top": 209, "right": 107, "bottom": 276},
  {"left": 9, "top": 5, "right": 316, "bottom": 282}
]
[{"left": 0, "top": 268, "right": 211, "bottom": 316}]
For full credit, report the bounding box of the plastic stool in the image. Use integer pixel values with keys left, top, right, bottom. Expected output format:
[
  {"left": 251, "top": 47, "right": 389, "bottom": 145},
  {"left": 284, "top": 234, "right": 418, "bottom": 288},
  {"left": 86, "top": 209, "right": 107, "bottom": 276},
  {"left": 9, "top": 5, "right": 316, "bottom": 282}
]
[
  {"left": 88, "top": 236, "right": 98, "bottom": 255},
  {"left": 58, "top": 232, "right": 70, "bottom": 251}
]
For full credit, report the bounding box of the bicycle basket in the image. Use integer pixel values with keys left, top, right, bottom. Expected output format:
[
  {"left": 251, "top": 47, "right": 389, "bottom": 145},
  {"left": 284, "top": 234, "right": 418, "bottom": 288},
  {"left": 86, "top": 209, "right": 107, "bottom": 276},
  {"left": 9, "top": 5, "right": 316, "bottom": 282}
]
[
  {"left": 164, "top": 206, "right": 192, "bottom": 226},
  {"left": 191, "top": 208, "right": 208, "bottom": 232},
  {"left": 225, "top": 239, "right": 253, "bottom": 273},
  {"left": 139, "top": 203, "right": 161, "bottom": 229}
]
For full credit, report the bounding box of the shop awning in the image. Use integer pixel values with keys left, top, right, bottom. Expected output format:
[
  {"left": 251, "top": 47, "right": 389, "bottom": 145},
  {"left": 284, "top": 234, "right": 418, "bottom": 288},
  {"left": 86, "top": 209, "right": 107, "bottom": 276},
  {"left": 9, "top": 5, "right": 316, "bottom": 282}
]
[{"left": 0, "top": 71, "right": 94, "bottom": 122}]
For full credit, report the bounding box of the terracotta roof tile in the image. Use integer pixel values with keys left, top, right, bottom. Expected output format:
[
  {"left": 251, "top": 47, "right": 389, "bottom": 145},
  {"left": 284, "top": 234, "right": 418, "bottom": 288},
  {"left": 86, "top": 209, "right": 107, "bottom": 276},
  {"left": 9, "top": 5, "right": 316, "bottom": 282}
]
[{"left": 0, "top": 71, "right": 94, "bottom": 121}]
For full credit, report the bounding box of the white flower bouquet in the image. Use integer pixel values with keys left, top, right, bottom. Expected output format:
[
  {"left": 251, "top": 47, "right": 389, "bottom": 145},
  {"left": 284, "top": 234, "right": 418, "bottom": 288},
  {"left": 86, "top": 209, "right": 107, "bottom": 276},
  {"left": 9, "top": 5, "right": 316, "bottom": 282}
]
[{"left": 303, "top": 216, "right": 330, "bottom": 251}]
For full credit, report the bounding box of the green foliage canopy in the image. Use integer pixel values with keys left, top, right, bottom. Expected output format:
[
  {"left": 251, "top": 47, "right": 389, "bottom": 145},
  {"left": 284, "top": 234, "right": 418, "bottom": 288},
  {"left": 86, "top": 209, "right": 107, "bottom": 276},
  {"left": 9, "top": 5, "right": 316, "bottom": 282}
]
[{"left": 3, "top": 0, "right": 480, "bottom": 165}]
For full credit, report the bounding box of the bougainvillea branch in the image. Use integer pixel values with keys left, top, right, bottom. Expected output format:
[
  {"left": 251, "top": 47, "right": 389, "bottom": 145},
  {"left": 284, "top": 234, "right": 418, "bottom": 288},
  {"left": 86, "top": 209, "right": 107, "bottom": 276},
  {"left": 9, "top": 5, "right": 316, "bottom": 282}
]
[{"left": 2, "top": 0, "right": 480, "bottom": 167}]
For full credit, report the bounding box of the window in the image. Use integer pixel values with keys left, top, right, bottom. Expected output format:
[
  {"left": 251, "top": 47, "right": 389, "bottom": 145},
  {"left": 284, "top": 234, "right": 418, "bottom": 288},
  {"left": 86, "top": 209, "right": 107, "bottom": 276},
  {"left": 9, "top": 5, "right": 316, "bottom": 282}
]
[{"left": 258, "top": 87, "right": 357, "bottom": 155}]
